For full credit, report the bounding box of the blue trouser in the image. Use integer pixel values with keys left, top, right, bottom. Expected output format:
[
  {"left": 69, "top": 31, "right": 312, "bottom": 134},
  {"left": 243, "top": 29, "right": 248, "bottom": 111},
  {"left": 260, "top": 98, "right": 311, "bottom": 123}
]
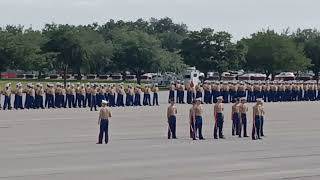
[
  {"left": 126, "top": 94, "right": 134, "bottom": 106},
  {"left": 221, "top": 91, "right": 228, "bottom": 103},
  {"left": 194, "top": 116, "right": 204, "bottom": 139},
  {"left": 97, "top": 94, "right": 104, "bottom": 107},
  {"left": 108, "top": 94, "right": 115, "bottom": 107},
  {"left": 261, "top": 116, "right": 264, "bottom": 136},
  {"left": 134, "top": 94, "right": 141, "bottom": 106},
  {"left": 204, "top": 91, "right": 209, "bottom": 103},
  {"left": 125, "top": 94, "right": 129, "bottom": 106},
  {"left": 35, "top": 95, "right": 40, "bottom": 109},
  {"left": 168, "top": 116, "right": 177, "bottom": 139},
  {"left": 117, "top": 94, "right": 124, "bottom": 107},
  {"left": 29, "top": 96, "right": 35, "bottom": 109},
  {"left": 153, "top": 93, "right": 159, "bottom": 106},
  {"left": 77, "top": 95, "right": 84, "bottom": 107},
  {"left": 47, "top": 94, "right": 54, "bottom": 108},
  {"left": 252, "top": 115, "right": 262, "bottom": 140},
  {"left": 85, "top": 93, "right": 91, "bottom": 107},
  {"left": 45, "top": 94, "right": 48, "bottom": 108},
  {"left": 35, "top": 95, "right": 44, "bottom": 109},
  {"left": 230, "top": 91, "right": 236, "bottom": 103},
  {"left": 262, "top": 90, "right": 267, "bottom": 102},
  {"left": 98, "top": 119, "right": 109, "bottom": 144},
  {"left": 247, "top": 91, "right": 253, "bottom": 102},
  {"left": 25, "top": 95, "right": 35, "bottom": 109},
  {"left": 187, "top": 91, "right": 193, "bottom": 104},
  {"left": 232, "top": 113, "right": 240, "bottom": 136},
  {"left": 66, "top": 94, "right": 74, "bottom": 108},
  {"left": 55, "top": 93, "right": 59, "bottom": 107},
  {"left": 14, "top": 95, "right": 23, "bottom": 109},
  {"left": 237, "top": 91, "right": 246, "bottom": 98},
  {"left": 212, "top": 91, "right": 220, "bottom": 103},
  {"left": 91, "top": 95, "right": 97, "bottom": 111},
  {"left": 176, "top": 90, "right": 180, "bottom": 103},
  {"left": 240, "top": 113, "right": 247, "bottom": 137},
  {"left": 214, "top": 113, "right": 224, "bottom": 138},
  {"left": 25, "top": 95, "right": 29, "bottom": 109},
  {"left": 179, "top": 91, "right": 184, "bottom": 103},
  {"left": 143, "top": 94, "right": 150, "bottom": 106},
  {"left": 195, "top": 91, "right": 202, "bottom": 99},
  {"left": 168, "top": 90, "right": 174, "bottom": 103},
  {"left": 3, "top": 95, "right": 12, "bottom": 110}
]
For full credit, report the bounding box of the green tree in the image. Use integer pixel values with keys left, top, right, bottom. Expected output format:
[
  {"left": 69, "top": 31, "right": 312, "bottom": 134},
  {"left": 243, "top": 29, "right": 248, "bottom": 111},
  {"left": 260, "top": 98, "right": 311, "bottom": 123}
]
[
  {"left": 112, "top": 28, "right": 185, "bottom": 84},
  {"left": 43, "top": 24, "right": 84, "bottom": 84},
  {"left": 243, "top": 30, "right": 311, "bottom": 78},
  {"left": 291, "top": 29, "right": 320, "bottom": 81},
  {"left": 180, "top": 28, "right": 242, "bottom": 75}
]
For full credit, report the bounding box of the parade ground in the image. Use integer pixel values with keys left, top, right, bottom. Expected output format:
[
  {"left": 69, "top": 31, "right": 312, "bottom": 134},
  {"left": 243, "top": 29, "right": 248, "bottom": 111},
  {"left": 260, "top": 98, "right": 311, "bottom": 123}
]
[{"left": 1, "top": 92, "right": 320, "bottom": 180}]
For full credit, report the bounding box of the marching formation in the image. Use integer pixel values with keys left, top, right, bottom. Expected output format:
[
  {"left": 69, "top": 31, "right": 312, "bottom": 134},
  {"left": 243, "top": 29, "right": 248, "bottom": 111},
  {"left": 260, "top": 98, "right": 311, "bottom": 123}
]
[
  {"left": 166, "top": 97, "right": 266, "bottom": 141},
  {"left": 0, "top": 82, "right": 160, "bottom": 110},
  {"left": 169, "top": 80, "right": 320, "bottom": 104}
]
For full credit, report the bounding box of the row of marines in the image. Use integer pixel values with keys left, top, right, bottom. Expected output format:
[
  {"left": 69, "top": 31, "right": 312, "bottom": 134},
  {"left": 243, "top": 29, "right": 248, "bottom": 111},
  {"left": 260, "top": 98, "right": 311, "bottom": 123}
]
[
  {"left": 169, "top": 81, "right": 320, "bottom": 104},
  {"left": 167, "top": 97, "right": 265, "bottom": 141},
  {"left": 0, "top": 82, "right": 159, "bottom": 110}
]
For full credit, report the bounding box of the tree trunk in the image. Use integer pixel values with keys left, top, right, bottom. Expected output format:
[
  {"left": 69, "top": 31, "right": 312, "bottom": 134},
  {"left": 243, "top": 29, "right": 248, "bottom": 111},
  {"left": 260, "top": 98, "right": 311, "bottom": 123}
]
[
  {"left": 77, "top": 66, "right": 82, "bottom": 80},
  {"left": 63, "top": 65, "right": 67, "bottom": 87},
  {"left": 136, "top": 71, "right": 142, "bottom": 85},
  {"left": 38, "top": 71, "right": 42, "bottom": 79},
  {"left": 122, "top": 71, "right": 126, "bottom": 81}
]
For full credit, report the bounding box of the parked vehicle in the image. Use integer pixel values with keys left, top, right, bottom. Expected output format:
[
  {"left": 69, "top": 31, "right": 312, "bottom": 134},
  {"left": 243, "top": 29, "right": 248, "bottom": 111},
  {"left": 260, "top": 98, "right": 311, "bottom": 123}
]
[
  {"left": 238, "top": 73, "right": 267, "bottom": 81},
  {"left": 221, "top": 72, "right": 237, "bottom": 81},
  {"left": 110, "top": 73, "right": 123, "bottom": 81},
  {"left": 181, "top": 67, "right": 201, "bottom": 86},
  {"left": 275, "top": 72, "right": 295, "bottom": 81},
  {"left": 206, "top": 72, "right": 220, "bottom": 80}
]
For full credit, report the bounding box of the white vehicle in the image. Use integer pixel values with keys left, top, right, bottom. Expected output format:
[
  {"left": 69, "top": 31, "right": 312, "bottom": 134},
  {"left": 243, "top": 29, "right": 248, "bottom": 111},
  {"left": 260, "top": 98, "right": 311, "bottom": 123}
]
[
  {"left": 141, "top": 73, "right": 153, "bottom": 82},
  {"left": 181, "top": 67, "right": 201, "bottom": 86},
  {"left": 207, "top": 72, "right": 220, "bottom": 80},
  {"left": 238, "top": 73, "right": 267, "bottom": 81},
  {"left": 275, "top": 72, "right": 295, "bottom": 81},
  {"left": 221, "top": 72, "right": 237, "bottom": 81}
]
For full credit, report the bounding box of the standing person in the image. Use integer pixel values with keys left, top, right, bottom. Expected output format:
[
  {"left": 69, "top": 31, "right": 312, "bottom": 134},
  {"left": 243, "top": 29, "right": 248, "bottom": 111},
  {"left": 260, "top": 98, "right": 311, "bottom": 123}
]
[
  {"left": 38, "top": 84, "right": 45, "bottom": 109},
  {"left": 167, "top": 99, "right": 177, "bottom": 139},
  {"left": 3, "top": 83, "right": 12, "bottom": 110},
  {"left": 91, "top": 84, "right": 98, "bottom": 111},
  {"left": 189, "top": 100, "right": 196, "bottom": 140},
  {"left": 168, "top": 83, "right": 175, "bottom": 103},
  {"left": 252, "top": 98, "right": 265, "bottom": 140},
  {"left": 152, "top": 84, "right": 159, "bottom": 106},
  {"left": 85, "top": 83, "right": 91, "bottom": 108},
  {"left": 186, "top": 83, "right": 193, "bottom": 104},
  {"left": 14, "top": 83, "right": 24, "bottom": 109},
  {"left": 193, "top": 98, "right": 205, "bottom": 140},
  {"left": 214, "top": 96, "right": 225, "bottom": 139},
  {"left": 239, "top": 97, "right": 249, "bottom": 138},
  {"left": 79, "top": 84, "right": 86, "bottom": 108},
  {"left": 97, "top": 100, "right": 112, "bottom": 144},
  {"left": 231, "top": 98, "right": 240, "bottom": 136}
]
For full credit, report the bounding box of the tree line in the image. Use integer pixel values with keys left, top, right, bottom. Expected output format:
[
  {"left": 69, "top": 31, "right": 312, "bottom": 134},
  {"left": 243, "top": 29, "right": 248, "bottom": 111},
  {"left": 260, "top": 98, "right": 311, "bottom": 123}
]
[{"left": 1, "top": 17, "right": 320, "bottom": 84}]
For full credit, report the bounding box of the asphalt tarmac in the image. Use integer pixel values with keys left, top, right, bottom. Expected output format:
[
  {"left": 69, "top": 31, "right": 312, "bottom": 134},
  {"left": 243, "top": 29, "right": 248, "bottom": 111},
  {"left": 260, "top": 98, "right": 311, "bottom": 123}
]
[{"left": 1, "top": 92, "right": 320, "bottom": 180}]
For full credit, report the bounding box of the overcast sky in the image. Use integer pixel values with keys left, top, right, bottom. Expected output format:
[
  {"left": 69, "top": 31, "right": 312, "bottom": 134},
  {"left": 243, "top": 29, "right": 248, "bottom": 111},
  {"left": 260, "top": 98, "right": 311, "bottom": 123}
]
[{"left": 0, "top": 0, "right": 319, "bottom": 40}]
